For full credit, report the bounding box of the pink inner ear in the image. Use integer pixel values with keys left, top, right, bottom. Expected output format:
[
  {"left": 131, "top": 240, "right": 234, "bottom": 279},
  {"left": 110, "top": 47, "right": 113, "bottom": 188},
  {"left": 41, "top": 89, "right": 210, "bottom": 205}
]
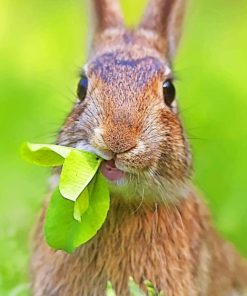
[{"left": 100, "top": 160, "right": 124, "bottom": 182}]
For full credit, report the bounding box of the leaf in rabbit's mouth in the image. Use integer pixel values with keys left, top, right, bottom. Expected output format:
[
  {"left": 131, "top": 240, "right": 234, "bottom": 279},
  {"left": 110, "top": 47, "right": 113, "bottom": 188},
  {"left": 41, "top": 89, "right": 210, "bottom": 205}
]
[
  {"left": 100, "top": 159, "right": 124, "bottom": 182},
  {"left": 21, "top": 142, "right": 110, "bottom": 253}
]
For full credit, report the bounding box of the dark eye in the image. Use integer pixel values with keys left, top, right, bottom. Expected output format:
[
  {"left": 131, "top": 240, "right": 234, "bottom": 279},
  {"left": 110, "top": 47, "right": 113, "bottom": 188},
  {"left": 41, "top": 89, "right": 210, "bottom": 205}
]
[
  {"left": 162, "top": 79, "right": 176, "bottom": 107},
  {"left": 77, "top": 75, "right": 88, "bottom": 101}
]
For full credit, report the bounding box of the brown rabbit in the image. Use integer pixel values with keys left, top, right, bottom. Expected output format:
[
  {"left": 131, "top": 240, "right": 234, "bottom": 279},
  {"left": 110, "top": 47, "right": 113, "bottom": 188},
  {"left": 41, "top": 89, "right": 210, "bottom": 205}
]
[{"left": 31, "top": 0, "right": 247, "bottom": 295}]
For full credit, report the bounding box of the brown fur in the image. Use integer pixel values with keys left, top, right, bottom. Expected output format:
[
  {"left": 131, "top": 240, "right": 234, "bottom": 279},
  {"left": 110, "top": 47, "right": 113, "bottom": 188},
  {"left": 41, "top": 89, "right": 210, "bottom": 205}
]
[
  {"left": 31, "top": 193, "right": 247, "bottom": 296},
  {"left": 31, "top": 0, "right": 247, "bottom": 295}
]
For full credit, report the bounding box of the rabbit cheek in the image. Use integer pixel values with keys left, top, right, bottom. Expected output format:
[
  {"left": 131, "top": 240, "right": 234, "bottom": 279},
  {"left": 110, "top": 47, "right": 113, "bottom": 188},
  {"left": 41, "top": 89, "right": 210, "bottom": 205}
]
[{"left": 157, "top": 111, "right": 191, "bottom": 181}]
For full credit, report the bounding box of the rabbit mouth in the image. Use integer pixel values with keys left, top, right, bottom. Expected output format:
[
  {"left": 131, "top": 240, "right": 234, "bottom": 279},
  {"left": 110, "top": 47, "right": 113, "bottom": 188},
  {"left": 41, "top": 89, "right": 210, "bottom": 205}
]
[{"left": 100, "top": 159, "right": 125, "bottom": 182}]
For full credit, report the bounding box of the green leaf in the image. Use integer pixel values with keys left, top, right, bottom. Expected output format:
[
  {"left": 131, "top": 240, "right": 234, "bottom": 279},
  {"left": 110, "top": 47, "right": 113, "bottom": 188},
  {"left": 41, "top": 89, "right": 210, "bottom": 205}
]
[
  {"left": 44, "top": 187, "right": 77, "bottom": 252},
  {"left": 73, "top": 188, "right": 89, "bottom": 222},
  {"left": 106, "top": 281, "right": 117, "bottom": 296},
  {"left": 128, "top": 277, "right": 146, "bottom": 296},
  {"left": 59, "top": 149, "right": 102, "bottom": 201},
  {"left": 73, "top": 175, "right": 97, "bottom": 222},
  {"left": 74, "top": 172, "right": 110, "bottom": 246},
  {"left": 21, "top": 142, "right": 72, "bottom": 166},
  {"left": 144, "top": 280, "right": 158, "bottom": 296},
  {"left": 44, "top": 172, "right": 110, "bottom": 252}
]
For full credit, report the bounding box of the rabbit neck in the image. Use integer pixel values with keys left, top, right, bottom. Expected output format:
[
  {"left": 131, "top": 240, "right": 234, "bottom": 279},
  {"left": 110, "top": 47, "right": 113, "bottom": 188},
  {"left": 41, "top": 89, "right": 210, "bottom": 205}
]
[{"left": 73, "top": 190, "right": 209, "bottom": 295}]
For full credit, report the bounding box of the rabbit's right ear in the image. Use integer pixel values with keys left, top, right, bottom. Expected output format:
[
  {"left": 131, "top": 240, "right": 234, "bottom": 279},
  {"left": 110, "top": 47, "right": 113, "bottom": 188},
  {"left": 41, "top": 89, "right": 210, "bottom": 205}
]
[
  {"left": 90, "top": 0, "right": 124, "bottom": 39},
  {"left": 138, "top": 0, "right": 186, "bottom": 60}
]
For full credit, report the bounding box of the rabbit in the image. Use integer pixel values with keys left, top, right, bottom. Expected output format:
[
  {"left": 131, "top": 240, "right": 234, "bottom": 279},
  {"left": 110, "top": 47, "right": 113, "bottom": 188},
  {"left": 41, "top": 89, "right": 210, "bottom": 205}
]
[{"left": 30, "top": 0, "right": 247, "bottom": 295}]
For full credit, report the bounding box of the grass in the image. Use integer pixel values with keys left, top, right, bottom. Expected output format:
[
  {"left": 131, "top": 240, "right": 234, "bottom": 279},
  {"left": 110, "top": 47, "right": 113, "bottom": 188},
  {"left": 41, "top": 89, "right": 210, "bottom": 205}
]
[
  {"left": 106, "top": 278, "right": 165, "bottom": 296},
  {"left": 0, "top": 0, "right": 247, "bottom": 295}
]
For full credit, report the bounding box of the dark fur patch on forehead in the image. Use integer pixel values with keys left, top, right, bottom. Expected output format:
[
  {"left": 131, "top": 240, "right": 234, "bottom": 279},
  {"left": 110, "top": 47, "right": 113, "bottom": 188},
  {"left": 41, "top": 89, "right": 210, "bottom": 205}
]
[{"left": 88, "top": 51, "right": 165, "bottom": 88}]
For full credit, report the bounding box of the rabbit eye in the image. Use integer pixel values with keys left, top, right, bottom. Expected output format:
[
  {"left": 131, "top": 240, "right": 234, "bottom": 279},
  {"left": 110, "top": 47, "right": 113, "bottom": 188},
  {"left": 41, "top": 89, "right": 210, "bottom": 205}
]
[
  {"left": 163, "top": 79, "right": 176, "bottom": 107},
  {"left": 77, "top": 75, "right": 88, "bottom": 101}
]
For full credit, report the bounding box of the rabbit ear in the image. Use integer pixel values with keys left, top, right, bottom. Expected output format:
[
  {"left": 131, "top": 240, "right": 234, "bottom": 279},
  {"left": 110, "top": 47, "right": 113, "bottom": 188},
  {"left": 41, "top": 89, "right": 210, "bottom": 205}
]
[
  {"left": 91, "top": 0, "right": 124, "bottom": 34},
  {"left": 138, "top": 0, "right": 186, "bottom": 59}
]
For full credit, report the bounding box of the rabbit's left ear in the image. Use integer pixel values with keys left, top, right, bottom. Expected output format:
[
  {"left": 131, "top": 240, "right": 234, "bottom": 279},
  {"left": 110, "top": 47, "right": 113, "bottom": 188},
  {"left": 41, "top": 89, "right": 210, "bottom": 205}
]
[
  {"left": 138, "top": 0, "right": 186, "bottom": 60},
  {"left": 90, "top": 0, "right": 124, "bottom": 37},
  {"left": 88, "top": 0, "right": 124, "bottom": 52}
]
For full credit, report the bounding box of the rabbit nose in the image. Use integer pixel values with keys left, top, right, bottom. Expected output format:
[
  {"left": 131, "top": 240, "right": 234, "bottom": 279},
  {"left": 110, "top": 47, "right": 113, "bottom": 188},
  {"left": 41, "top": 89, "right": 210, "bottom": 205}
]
[{"left": 103, "top": 124, "right": 138, "bottom": 154}]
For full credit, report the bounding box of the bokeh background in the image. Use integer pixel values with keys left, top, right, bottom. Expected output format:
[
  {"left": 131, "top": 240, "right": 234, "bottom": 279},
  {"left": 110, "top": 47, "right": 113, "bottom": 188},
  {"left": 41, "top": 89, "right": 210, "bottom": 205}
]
[{"left": 0, "top": 0, "right": 247, "bottom": 295}]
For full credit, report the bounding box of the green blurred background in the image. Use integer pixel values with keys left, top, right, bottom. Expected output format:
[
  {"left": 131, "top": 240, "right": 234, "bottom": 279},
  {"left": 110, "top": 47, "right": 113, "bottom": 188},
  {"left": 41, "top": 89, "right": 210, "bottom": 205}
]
[{"left": 0, "top": 0, "right": 247, "bottom": 295}]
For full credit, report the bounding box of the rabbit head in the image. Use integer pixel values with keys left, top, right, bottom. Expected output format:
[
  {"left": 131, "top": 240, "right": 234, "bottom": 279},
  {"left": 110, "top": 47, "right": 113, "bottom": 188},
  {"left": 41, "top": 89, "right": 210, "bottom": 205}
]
[{"left": 58, "top": 0, "right": 191, "bottom": 201}]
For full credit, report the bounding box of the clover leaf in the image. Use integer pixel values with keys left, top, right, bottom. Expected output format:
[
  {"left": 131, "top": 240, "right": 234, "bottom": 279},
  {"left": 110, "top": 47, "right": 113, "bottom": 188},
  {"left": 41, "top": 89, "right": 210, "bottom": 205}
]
[
  {"left": 73, "top": 188, "right": 90, "bottom": 222},
  {"left": 44, "top": 172, "right": 109, "bottom": 253},
  {"left": 21, "top": 142, "right": 110, "bottom": 252},
  {"left": 59, "top": 149, "right": 102, "bottom": 201},
  {"left": 21, "top": 142, "right": 71, "bottom": 166}
]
